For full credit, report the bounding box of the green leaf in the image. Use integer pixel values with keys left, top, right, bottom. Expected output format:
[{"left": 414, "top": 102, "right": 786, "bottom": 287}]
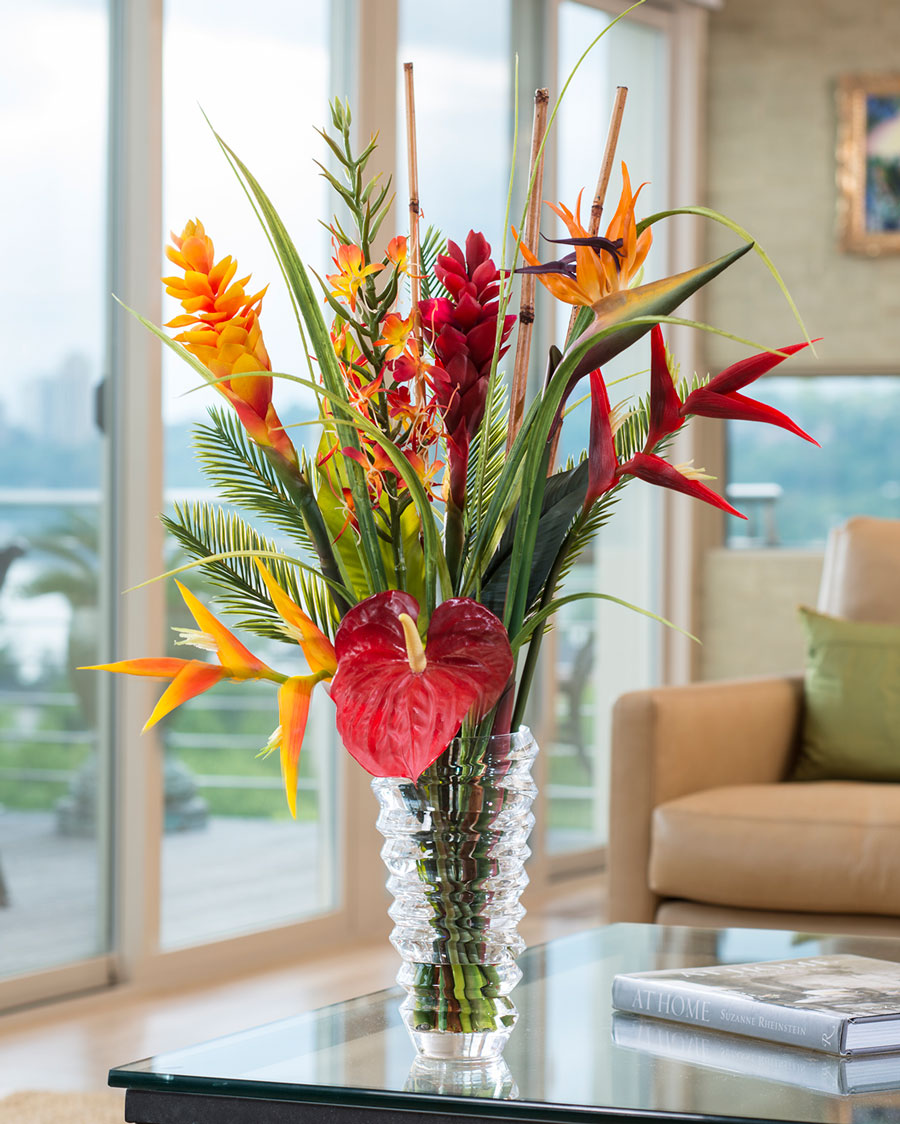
[
  {"left": 511, "top": 590, "right": 699, "bottom": 651},
  {"left": 478, "top": 461, "right": 588, "bottom": 619},
  {"left": 569, "top": 242, "right": 755, "bottom": 380},
  {"left": 636, "top": 206, "right": 812, "bottom": 348},
  {"left": 206, "top": 122, "right": 389, "bottom": 595}
]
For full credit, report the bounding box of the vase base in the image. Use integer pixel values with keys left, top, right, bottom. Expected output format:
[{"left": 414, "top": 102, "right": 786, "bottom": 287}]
[{"left": 409, "top": 1026, "right": 514, "bottom": 1061}]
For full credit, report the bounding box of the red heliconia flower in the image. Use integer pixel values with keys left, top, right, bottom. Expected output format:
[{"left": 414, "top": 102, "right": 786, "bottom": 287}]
[
  {"left": 419, "top": 232, "right": 516, "bottom": 510},
  {"left": 330, "top": 591, "right": 514, "bottom": 780},
  {"left": 643, "top": 325, "right": 820, "bottom": 453},
  {"left": 585, "top": 366, "right": 745, "bottom": 519},
  {"left": 617, "top": 451, "right": 746, "bottom": 519}
]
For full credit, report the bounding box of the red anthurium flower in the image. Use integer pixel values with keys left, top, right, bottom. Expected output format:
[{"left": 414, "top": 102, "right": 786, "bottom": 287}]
[
  {"left": 330, "top": 592, "right": 514, "bottom": 780},
  {"left": 419, "top": 232, "right": 516, "bottom": 510},
  {"left": 617, "top": 452, "right": 746, "bottom": 519}
]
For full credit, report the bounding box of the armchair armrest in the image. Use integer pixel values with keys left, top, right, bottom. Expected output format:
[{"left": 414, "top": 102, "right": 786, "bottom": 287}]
[{"left": 608, "top": 675, "right": 804, "bottom": 923}]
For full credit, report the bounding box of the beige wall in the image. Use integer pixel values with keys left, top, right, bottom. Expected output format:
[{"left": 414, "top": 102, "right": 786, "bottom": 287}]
[
  {"left": 699, "top": 549, "right": 823, "bottom": 680},
  {"left": 695, "top": 1, "right": 899, "bottom": 681},
  {"left": 703, "top": 0, "right": 900, "bottom": 374}
]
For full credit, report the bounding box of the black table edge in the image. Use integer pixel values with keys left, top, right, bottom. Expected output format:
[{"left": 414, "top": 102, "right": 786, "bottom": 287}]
[{"left": 122, "top": 1087, "right": 789, "bottom": 1124}]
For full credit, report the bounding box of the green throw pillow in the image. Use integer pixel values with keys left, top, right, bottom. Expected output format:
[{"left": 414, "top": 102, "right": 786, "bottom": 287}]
[{"left": 793, "top": 606, "right": 900, "bottom": 782}]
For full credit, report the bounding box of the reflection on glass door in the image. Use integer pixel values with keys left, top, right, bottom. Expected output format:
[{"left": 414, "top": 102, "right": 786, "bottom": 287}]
[
  {"left": 159, "top": 0, "right": 339, "bottom": 949},
  {"left": 0, "top": 0, "right": 110, "bottom": 982},
  {"left": 548, "top": 2, "right": 670, "bottom": 857}
]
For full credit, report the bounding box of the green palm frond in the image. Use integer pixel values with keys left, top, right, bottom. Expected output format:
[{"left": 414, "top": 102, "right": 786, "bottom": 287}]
[
  {"left": 162, "top": 500, "right": 335, "bottom": 642},
  {"left": 466, "top": 379, "right": 509, "bottom": 542},
  {"left": 419, "top": 225, "right": 447, "bottom": 300},
  {"left": 193, "top": 408, "right": 315, "bottom": 552}
]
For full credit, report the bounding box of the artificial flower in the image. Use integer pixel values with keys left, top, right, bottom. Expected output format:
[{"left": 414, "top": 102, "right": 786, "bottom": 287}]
[
  {"left": 84, "top": 567, "right": 336, "bottom": 817},
  {"left": 643, "top": 326, "right": 819, "bottom": 453},
  {"left": 330, "top": 592, "right": 513, "bottom": 780},
  {"left": 516, "top": 165, "right": 652, "bottom": 311},
  {"left": 419, "top": 232, "right": 515, "bottom": 509},
  {"left": 163, "top": 220, "right": 297, "bottom": 466},
  {"left": 326, "top": 243, "right": 383, "bottom": 312}
]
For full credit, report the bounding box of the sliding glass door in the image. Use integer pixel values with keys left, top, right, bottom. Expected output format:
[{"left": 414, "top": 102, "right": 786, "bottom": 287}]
[{"left": 0, "top": 0, "right": 113, "bottom": 999}]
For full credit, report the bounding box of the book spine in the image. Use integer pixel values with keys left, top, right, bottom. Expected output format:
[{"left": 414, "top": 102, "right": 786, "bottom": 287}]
[{"left": 611, "top": 975, "right": 846, "bottom": 1054}]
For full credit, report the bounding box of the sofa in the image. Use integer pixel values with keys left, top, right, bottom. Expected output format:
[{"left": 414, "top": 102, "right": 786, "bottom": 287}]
[{"left": 608, "top": 516, "right": 900, "bottom": 937}]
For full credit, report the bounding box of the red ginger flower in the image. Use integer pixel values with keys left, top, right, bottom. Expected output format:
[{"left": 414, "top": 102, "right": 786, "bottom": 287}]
[
  {"left": 418, "top": 232, "right": 516, "bottom": 510},
  {"left": 163, "top": 220, "right": 297, "bottom": 467}
]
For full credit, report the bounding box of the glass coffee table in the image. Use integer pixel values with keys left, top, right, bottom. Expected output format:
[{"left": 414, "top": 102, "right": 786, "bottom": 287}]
[{"left": 109, "top": 924, "right": 900, "bottom": 1123}]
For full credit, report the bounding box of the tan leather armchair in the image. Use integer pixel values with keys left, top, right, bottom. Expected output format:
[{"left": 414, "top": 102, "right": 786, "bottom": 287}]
[{"left": 609, "top": 516, "right": 900, "bottom": 937}]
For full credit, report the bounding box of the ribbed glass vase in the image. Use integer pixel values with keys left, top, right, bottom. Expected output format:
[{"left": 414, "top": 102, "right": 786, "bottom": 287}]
[{"left": 372, "top": 727, "right": 538, "bottom": 1060}]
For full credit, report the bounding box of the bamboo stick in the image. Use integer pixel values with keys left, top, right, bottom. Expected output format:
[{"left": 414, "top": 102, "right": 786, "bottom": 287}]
[
  {"left": 507, "top": 88, "right": 550, "bottom": 453},
  {"left": 403, "top": 62, "right": 425, "bottom": 406},
  {"left": 548, "top": 86, "right": 628, "bottom": 475},
  {"left": 565, "top": 85, "right": 628, "bottom": 342}
]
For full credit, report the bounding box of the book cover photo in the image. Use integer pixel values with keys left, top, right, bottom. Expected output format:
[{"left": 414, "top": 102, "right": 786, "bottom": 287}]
[{"left": 611, "top": 954, "right": 900, "bottom": 1055}]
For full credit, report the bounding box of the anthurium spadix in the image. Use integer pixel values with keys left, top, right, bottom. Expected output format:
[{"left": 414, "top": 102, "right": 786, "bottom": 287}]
[{"left": 330, "top": 592, "right": 514, "bottom": 780}]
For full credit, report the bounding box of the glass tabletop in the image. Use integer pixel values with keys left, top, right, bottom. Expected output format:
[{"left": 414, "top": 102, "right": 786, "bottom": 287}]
[{"left": 109, "top": 924, "right": 900, "bottom": 1122}]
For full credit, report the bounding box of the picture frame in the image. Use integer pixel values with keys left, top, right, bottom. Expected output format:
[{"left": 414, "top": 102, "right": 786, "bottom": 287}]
[{"left": 836, "top": 74, "right": 900, "bottom": 255}]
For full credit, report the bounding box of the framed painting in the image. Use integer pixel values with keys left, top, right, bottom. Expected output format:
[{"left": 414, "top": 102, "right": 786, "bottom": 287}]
[{"left": 837, "top": 74, "right": 900, "bottom": 255}]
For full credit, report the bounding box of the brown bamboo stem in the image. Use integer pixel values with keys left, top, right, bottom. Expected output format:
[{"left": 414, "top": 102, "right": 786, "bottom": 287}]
[
  {"left": 565, "top": 84, "right": 628, "bottom": 343},
  {"left": 507, "top": 88, "right": 550, "bottom": 453},
  {"left": 548, "top": 86, "right": 628, "bottom": 475},
  {"left": 403, "top": 62, "right": 424, "bottom": 406}
]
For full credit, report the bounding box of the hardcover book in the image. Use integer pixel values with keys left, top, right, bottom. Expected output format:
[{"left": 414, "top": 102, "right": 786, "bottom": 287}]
[
  {"left": 611, "top": 954, "right": 900, "bottom": 1055},
  {"left": 612, "top": 1013, "right": 900, "bottom": 1096}
]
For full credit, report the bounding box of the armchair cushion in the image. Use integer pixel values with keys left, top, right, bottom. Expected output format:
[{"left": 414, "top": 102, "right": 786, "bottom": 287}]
[
  {"left": 793, "top": 606, "right": 900, "bottom": 782},
  {"left": 649, "top": 781, "right": 900, "bottom": 917}
]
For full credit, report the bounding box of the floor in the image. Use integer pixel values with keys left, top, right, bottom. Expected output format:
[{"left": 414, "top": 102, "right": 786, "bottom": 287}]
[{"left": 0, "top": 873, "right": 606, "bottom": 1097}]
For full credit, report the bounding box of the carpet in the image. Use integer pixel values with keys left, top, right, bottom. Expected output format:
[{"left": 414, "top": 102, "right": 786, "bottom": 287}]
[{"left": 0, "top": 1091, "right": 124, "bottom": 1124}]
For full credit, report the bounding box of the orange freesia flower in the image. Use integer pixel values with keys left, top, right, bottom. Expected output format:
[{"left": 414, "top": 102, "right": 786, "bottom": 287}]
[
  {"left": 516, "top": 164, "right": 653, "bottom": 311},
  {"left": 82, "top": 566, "right": 336, "bottom": 818},
  {"left": 326, "top": 243, "right": 383, "bottom": 312},
  {"left": 163, "top": 220, "right": 297, "bottom": 466}
]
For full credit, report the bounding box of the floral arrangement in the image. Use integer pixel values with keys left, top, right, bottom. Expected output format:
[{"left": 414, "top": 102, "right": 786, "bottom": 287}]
[{"left": 86, "top": 76, "right": 816, "bottom": 818}]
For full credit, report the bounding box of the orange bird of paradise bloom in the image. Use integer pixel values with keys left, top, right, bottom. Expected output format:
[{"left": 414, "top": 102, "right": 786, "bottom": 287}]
[
  {"left": 162, "top": 220, "right": 298, "bottom": 468},
  {"left": 515, "top": 163, "right": 653, "bottom": 312},
  {"left": 81, "top": 563, "right": 337, "bottom": 818}
]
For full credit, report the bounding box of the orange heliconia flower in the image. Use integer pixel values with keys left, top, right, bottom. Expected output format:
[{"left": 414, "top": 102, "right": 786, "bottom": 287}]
[
  {"left": 82, "top": 566, "right": 337, "bottom": 818},
  {"left": 517, "top": 164, "right": 653, "bottom": 311},
  {"left": 163, "top": 220, "right": 297, "bottom": 466}
]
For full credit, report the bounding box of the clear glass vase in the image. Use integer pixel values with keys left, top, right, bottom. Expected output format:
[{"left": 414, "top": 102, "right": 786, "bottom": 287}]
[{"left": 372, "top": 727, "right": 538, "bottom": 1060}]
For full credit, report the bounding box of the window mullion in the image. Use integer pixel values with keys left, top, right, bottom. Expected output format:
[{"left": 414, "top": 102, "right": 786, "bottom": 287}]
[{"left": 107, "top": 0, "right": 166, "bottom": 986}]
